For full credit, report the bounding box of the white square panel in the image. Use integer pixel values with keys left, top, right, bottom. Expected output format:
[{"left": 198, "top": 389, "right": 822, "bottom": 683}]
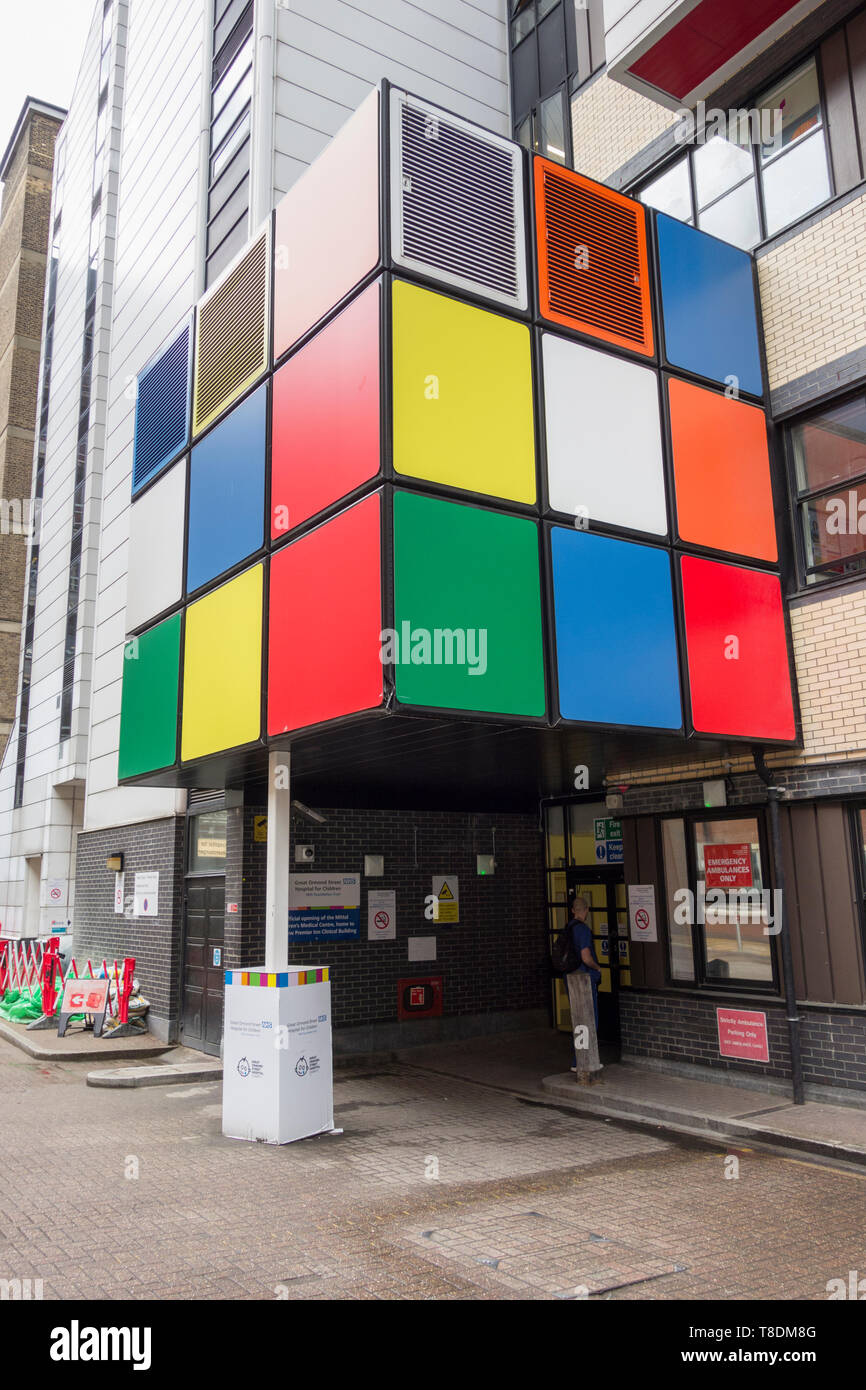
[
  {"left": 126, "top": 460, "right": 185, "bottom": 632},
  {"left": 543, "top": 334, "right": 667, "bottom": 536}
]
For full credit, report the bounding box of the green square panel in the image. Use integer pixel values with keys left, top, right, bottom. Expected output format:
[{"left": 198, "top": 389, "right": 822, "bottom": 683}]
[
  {"left": 393, "top": 491, "right": 545, "bottom": 716},
  {"left": 118, "top": 613, "right": 181, "bottom": 779}
]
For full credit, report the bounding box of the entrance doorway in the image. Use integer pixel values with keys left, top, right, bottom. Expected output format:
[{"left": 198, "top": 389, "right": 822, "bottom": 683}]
[
  {"left": 565, "top": 868, "right": 628, "bottom": 1052},
  {"left": 180, "top": 808, "right": 227, "bottom": 1055},
  {"left": 181, "top": 878, "right": 225, "bottom": 1055}
]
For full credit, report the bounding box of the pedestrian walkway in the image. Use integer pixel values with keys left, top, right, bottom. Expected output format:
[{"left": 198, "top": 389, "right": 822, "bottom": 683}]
[{"left": 396, "top": 1029, "right": 866, "bottom": 1169}]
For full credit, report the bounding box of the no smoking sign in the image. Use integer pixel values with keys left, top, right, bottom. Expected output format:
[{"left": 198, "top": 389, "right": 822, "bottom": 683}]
[
  {"left": 628, "top": 886, "right": 658, "bottom": 943},
  {"left": 367, "top": 890, "right": 396, "bottom": 941}
]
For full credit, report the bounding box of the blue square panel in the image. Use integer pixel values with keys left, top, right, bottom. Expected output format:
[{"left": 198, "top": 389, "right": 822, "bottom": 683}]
[
  {"left": 551, "top": 527, "right": 681, "bottom": 729},
  {"left": 187, "top": 383, "right": 267, "bottom": 593},
  {"left": 656, "top": 214, "right": 764, "bottom": 398}
]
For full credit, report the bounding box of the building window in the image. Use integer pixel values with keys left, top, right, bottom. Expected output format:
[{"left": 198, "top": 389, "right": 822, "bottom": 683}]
[
  {"left": 636, "top": 57, "right": 831, "bottom": 249},
  {"left": 662, "top": 818, "right": 694, "bottom": 981},
  {"left": 661, "top": 813, "right": 775, "bottom": 987},
  {"left": 206, "top": 0, "right": 254, "bottom": 286},
  {"left": 189, "top": 811, "right": 228, "bottom": 873},
  {"left": 515, "top": 88, "right": 568, "bottom": 163},
  {"left": 788, "top": 393, "right": 866, "bottom": 586},
  {"left": 510, "top": 0, "right": 600, "bottom": 164},
  {"left": 694, "top": 818, "right": 773, "bottom": 985}
]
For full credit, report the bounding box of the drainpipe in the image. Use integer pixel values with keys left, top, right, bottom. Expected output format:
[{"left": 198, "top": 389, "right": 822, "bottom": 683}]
[{"left": 752, "top": 746, "right": 804, "bottom": 1105}]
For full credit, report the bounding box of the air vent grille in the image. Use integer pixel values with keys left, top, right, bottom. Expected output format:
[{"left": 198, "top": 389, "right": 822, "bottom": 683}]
[
  {"left": 132, "top": 324, "right": 190, "bottom": 494},
  {"left": 394, "top": 95, "right": 527, "bottom": 311},
  {"left": 537, "top": 164, "right": 653, "bottom": 357},
  {"left": 193, "top": 229, "right": 269, "bottom": 436}
]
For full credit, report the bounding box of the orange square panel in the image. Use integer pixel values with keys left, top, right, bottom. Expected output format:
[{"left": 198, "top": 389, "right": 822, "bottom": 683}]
[
  {"left": 534, "top": 158, "right": 654, "bottom": 358},
  {"left": 669, "top": 377, "right": 777, "bottom": 563}
]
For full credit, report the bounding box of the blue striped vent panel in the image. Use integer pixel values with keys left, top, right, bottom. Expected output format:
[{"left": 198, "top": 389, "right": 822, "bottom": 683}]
[{"left": 132, "top": 322, "right": 191, "bottom": 495}]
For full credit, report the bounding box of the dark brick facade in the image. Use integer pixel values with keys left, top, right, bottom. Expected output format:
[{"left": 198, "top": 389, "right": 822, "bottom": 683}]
[
  {"left": 73, "top": 804, "right": 549, "bottom": 1050},
  {"left": 74, "top": 817, "right": 186, "bottom": 1041},
  {"left": 619, "top": 760, "right": 866, "bottom": 817},
  {"left": 621, "top": 988, "right": 866, "bottom": 1092},
  {"left": 226, "top": 805, "right": 550, "bottom": 1045}
]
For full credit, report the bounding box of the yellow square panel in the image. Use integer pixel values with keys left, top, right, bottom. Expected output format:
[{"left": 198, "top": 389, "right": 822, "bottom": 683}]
[
  {"left": 392, "top": 279, "right": 535, "bottom": 505},
  {"left": 181, "top": 565, "right": 263, "bottom": 761}
]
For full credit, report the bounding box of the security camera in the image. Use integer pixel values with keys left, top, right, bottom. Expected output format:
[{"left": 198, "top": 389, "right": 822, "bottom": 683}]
[{"left": 294, "top": 845, "right": 315, "bottom": 863}]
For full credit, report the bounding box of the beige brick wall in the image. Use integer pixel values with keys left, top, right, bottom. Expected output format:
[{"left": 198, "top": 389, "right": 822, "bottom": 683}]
[
  {"left": 607, "top": 586, "right": 866, "bottom": 785},
  {"left": 571, "top": 73, "right": 677, "bottom": 184},
  {"left": 757, "top": 190, "right": 866, "bottom": 390}
]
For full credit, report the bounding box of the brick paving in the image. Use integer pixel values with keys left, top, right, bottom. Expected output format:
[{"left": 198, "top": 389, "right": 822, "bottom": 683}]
[{"left": 1, "top": 1035, "right": 865, "bottom": 1300}]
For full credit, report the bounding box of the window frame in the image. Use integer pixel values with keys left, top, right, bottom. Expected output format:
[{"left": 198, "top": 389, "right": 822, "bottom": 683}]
[
  {"left": 784, "top": 388, "right": 866, "bottom": 588},
  {"left": 660, "top": 807, "right": 780, "bottom": 994},
  {"left": 632, "top": 51, "right": 835, "bottom": 252}
]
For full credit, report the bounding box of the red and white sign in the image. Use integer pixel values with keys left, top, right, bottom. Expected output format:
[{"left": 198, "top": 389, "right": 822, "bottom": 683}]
[
  {"left": 60, "top": 978, "right": 109, "bottom": 1015},
  {"left": 367, "top": 890, "right": 396, "bottom": 941},
  {"left": 628, "top": 884, "right": 658, "bottom": 943},
  {"left": 704, "top": 844, "right": 752, "bottom": 889},
  {"left": 717, "top": 1008, "right": 769, "bottom": 1063}
]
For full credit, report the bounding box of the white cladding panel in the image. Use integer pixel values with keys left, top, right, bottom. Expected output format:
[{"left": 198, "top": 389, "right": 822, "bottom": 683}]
[
  {"left": 543, "top": 334, "right": 668, "bottom": 537},
  {"left": 272, "top": 0, "right": 509, "bottom": 200},
  {"left": 125, "top": 463, "right": 186, "bottom": 633}
]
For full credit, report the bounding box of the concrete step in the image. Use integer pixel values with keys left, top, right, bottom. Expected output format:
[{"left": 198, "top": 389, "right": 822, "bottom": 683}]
[{"left": 87, "top": 1062, "right": 223, "bottom": 1088}]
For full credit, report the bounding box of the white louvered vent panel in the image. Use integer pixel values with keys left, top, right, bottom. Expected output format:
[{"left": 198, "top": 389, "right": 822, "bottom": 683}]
[{"left": 391, "top": 93, "right": 527, "bottom": 312}]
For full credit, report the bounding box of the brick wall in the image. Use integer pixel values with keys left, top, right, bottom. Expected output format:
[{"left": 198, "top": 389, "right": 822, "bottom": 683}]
[
  {"left": 570, "top": 73, "right": 677, "bottom": 184},
  {"left": 622, "top": 989, "right": 866, "bottom": 1092},
  {"left": 74, "top": 817, "right": 185, "bottom": 1040},
  {"left": 604, "top": 580, "right": 866, "bottom": 787},
  {"left": 757, "top": 190, "right": 866, "bottom": 393},
  {"left": 229, "top": 805, "right": 549, "bottom": 1042}
]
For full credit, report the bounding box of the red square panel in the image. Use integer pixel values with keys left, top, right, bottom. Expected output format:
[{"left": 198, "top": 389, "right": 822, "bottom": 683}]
[
  {"left": 681, "top": 555, "right": 795, "bottom": 740},
  {"left": 271, "top": 281, "right": 381, "bottom": 536},
  {"left": 268, "top": 494, "right": 384, "bottom": 734}
]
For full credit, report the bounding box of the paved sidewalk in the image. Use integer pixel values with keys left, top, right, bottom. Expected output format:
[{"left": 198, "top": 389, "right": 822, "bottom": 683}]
[
  {"left": 4, "top": 1030, "right": 866, "bottom": 1300},
  {"left": 395, "top": 1030, "right": 866, "bottom": 1168},
  {"left": 0, "top": 1017, "right": 171, "bottom": 1061}
]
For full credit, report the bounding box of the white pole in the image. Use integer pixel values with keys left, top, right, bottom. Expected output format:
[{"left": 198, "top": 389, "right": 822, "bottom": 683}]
[{"left": 265, "top": 747, "right": 291, "bottom": 973}]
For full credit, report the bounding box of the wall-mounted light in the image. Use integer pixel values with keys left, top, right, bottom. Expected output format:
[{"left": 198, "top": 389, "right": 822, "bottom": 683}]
[
  {"left": 364, "top": 855, "right": 384, "bottom": 876},
  {"left": 477, "top": 854, "right": 495, "bottom": 876},
  {"left": 106, "top": 853, "right": 124, "bottom": 872}
]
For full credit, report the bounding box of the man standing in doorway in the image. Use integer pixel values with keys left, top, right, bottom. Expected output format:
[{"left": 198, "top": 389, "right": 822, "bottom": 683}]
[{"left": 568, "top": 894, "right": 602, "bottom": 1071}]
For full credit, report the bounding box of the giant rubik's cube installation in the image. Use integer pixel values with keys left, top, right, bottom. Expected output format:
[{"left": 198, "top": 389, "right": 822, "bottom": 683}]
[{"left": 118, "top": 82, "right": 797, "bottom": 789}]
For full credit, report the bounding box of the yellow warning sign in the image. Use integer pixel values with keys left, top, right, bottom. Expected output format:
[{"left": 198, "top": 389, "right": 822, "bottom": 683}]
[
  {"left": 432, "top": 875, "right": 459, "bottom": 923},
  {"left": 254, "top": 815, "right": 268, "bottom": 843}
]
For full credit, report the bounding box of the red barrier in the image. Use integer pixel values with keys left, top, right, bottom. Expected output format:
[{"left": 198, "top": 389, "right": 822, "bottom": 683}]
[
  {"left": 0, "top": 938, "right": 46, "bottom": 999},
  {"left": 38, "top": 937, "right": 62, "bottom": 1017}
]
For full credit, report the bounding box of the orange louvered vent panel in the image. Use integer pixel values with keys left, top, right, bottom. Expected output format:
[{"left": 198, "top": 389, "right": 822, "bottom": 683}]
[{"left": 535, "top": 160, "right": 654, "bottom": 358}]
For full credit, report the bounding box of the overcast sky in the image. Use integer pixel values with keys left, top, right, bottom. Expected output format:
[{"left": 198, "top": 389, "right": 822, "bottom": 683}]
[{"left": 0, "top": 0, "right": 95, "bottom": 169}]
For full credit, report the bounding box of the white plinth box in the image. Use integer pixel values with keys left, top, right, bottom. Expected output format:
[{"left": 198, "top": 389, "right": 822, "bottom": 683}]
[{"left": 222, "top": 967, "right": 334, "bottom": 1144}]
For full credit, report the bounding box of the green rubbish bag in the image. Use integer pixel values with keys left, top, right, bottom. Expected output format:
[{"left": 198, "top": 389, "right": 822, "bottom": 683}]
[{"left": 0, "top": 985, "right": 43, "bottom": 1022}]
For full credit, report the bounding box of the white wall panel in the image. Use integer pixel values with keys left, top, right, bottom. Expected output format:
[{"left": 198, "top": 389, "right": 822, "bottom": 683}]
[
  {"left": 125, "top": 462, "right": 185, "bottom": 632},
  {"left": 543, "top": 334, "right": 668, "bottom": 537}
]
